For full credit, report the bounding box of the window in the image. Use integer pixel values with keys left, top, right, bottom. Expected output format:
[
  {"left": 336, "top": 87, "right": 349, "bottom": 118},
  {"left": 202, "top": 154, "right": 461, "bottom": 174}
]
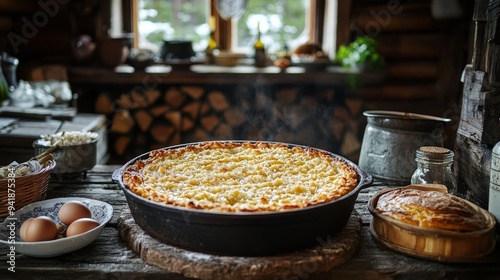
[
  {"left": 136, "top": 0, "right": 210, "bottom": 53},
  {"left": 131, "top": 0, "right": 337, "bottom": 59},
  {"left": 231, "top": 0, "right": 310, "bottom": 54}
]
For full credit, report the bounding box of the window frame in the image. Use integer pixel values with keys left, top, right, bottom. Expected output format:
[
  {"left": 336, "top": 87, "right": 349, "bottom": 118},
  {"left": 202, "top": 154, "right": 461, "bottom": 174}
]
[
  {"left": 123, "top": 0, "right": 347, "bottom": 55},
  {"left": 216, "top": 0, "right": 320, "bottom": 51}
]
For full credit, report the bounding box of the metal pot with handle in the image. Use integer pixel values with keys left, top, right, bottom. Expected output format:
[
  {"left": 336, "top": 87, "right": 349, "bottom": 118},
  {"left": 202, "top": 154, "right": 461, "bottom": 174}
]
[{"left": 358, "top": 110, "right": 451, "bottom": 184}]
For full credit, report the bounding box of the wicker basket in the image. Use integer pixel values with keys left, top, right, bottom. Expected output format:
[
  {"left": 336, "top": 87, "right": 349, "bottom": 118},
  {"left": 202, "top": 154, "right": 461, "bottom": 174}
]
[{"left": 0, "top": 159, "right": 56, "bottom": 219}]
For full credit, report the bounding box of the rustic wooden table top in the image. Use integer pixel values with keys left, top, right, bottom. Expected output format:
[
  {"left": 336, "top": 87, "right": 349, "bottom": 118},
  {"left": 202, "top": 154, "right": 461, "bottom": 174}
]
[{"left": 1, "top": 165, "right": 500, "bottom": 279}]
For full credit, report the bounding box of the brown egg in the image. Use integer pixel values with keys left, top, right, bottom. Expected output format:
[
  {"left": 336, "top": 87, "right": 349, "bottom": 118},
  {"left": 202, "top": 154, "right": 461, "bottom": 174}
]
[
  {"left": 58, "top": 201, "right": 92, "bottom": 226},
  {"left": 66, "top": 218, "right": 100, "bottom": 237},
  {"left": 24, "top": 216, "right": 58, "bottom": 242},
  {"left": 19, "top": 218, "right": 34, "bottom": 241}
]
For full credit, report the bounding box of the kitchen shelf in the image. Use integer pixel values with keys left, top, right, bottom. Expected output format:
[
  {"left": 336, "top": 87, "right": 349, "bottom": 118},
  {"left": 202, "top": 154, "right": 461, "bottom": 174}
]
[{"left": 67, "top": 64, "right": 385, "bottom": 87}]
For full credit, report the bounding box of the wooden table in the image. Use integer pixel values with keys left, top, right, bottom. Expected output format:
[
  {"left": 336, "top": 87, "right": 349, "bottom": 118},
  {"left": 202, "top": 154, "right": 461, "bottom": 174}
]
[{"left": 1, "top": 165, "right": 500, "bottom": 279}]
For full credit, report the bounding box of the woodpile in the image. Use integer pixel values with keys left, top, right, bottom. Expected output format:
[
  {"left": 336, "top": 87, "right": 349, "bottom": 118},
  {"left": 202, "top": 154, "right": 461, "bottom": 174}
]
[{"left": 97, "top": 85, "right": 365, "bottom": 162}]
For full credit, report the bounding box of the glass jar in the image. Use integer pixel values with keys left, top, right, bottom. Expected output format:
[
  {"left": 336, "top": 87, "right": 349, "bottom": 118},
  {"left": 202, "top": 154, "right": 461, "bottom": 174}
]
[{"left": 410, "top": 146, "right": 457, "bottom": 194}]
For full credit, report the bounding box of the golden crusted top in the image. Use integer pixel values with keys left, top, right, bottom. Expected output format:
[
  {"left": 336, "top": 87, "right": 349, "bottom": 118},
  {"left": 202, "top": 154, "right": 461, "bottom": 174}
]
[
  {"left": 123, "top": 141, "right": 359, "bottom": 212},
  {"left": 376, "top": 188, "right": 488, "bottom": 231}
]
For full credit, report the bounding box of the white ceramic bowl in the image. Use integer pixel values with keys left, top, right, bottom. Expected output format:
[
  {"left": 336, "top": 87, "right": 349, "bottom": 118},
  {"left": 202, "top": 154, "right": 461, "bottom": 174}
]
[
  {"left": 0, "top": 197, "right": 113, "bottom": 257},
  {"left": 214, "top": 51, "right": 245, "bottom": 67}
]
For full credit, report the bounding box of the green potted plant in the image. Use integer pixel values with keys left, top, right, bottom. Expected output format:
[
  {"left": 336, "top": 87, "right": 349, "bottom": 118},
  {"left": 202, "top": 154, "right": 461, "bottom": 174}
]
[
  {"left": 336, "top": 36, "right": 385, "bottom": 72},
  {"left": 0, "top": 59, "right": 9, "bottom": 106}
]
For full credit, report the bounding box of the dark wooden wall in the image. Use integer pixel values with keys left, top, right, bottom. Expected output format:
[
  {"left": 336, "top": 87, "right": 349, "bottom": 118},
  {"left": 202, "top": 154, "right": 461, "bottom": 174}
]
[
  {"left": 347, "top": 0, "right": 474, "bottom": 149},
  {"left": 455, "top": 0, "right": 500, "bottom": 209},
  {"left": 0, "top": 0, "right": 105, "bottom": 78}
]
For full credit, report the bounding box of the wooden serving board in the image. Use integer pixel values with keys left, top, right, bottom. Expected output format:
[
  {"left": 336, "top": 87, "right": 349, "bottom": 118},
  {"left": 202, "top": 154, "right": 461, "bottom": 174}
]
[{"left": 117, "top": 209, "right": 361, "bottom": 280}]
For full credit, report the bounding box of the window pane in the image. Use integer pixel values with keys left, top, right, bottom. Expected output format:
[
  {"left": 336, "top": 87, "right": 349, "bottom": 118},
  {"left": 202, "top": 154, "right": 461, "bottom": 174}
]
[
  {"left": 138, "top": 0, "right": 209, "bottom": 54},
  {"left": 233, "top": 0, "right": 310, "bottom": 54}
]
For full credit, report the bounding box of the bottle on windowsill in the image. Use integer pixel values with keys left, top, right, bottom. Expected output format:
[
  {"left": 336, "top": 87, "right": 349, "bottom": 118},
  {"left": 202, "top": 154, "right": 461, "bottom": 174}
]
[
  {"left": 205, "top": 16, "right": 218, "bottom": 64},
  {"left": 253, "top": 21, "right": 266, "bottom": 67}
]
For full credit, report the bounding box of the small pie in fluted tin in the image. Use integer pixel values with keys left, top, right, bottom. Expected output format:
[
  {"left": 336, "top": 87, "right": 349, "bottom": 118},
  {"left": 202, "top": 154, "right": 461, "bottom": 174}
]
[{"left": 122, "top": 141, "right": 358, "bottom": 212}]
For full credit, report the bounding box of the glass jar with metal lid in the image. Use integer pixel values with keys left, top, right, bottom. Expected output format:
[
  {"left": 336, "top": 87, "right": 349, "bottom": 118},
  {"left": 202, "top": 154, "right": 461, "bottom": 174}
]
[{"left": 410, "top": 146, "right": 458, "bottom": 194}]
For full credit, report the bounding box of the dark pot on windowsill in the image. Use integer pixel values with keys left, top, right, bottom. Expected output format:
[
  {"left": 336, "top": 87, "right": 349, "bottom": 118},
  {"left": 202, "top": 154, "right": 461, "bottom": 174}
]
[
  {"left": 71, "top": 35, "right": 96, "bottom": 64},
  {"left": 161, "top": 40, "right": 195, "bottom": 62},
  {"left": 98, "top": 36, "right": 132, "bottom": 68}
]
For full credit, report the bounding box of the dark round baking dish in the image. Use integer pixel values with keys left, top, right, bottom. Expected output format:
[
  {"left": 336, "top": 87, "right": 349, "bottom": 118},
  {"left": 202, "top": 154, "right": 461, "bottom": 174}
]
[{"left": 112, "top": 141, "right": 372, "bottom": 256}]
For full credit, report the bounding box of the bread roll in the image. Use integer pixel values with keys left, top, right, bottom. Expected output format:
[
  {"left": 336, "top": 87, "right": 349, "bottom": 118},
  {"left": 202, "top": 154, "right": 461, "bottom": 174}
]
[
  {"left": 292, "top": 43, "right": 329, "bottom": 61},
  {"left": 375, "top": 188, "right": 488, "bottom": 232},
  {"left": 293, "top": 43, "right": 323, "bottom": 55}
]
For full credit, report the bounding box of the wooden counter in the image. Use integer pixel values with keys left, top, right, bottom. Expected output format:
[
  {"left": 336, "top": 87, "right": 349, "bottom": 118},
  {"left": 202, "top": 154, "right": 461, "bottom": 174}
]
[{"left": 0, "top": 165, "right": 499, "bottom": 279}]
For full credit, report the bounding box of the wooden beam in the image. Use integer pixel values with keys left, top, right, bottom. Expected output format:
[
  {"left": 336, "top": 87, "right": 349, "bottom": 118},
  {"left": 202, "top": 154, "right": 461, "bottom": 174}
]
[
  {"left": 336, "top": 0, "right": 352, "bottom": 49},
  {"left": 311, "top": 0, "right": 325, "bottom": 44},
  {"left": 130, "top": 0, "right": 138, "bottom": 48}
]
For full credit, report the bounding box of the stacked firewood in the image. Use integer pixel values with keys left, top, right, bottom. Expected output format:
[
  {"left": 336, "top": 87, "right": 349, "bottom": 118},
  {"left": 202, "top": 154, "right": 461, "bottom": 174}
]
[
  {"left": 95, "top": 85, "right": 365, "bottom": 162},
  {"left": 95, "top": 86, "right": 235, "bottom": 156}
]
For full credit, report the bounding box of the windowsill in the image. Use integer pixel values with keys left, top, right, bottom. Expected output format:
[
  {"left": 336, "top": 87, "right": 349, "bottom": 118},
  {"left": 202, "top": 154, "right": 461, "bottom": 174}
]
[{"left": 67, "top": 64, "right": 385, "bottom": 86}]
